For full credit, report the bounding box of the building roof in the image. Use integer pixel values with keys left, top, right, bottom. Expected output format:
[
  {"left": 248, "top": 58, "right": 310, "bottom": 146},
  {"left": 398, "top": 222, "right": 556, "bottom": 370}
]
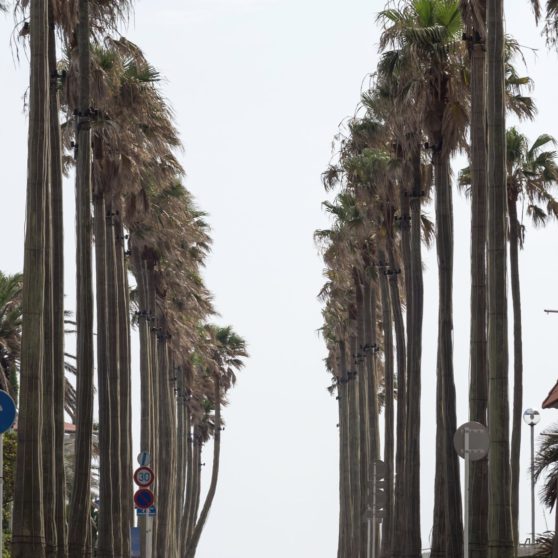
[{"left": 542, "top": 380, "right": 558, "bottom": 409}]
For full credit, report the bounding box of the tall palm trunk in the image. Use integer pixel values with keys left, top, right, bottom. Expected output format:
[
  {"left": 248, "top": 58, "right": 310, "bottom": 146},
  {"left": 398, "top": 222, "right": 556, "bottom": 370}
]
[
  {"left": 393, "top": 168, "right": 411, "bottom": 558},
  {"left": 43, "top": 121, "right": 57, "bottom": 557},
  {"left": 354, "top": 271, "right": 369, "bottom": 556},
  {"left": 432, "top": 149, "right": 463, "bottom": 558},
  {"left": 402, "top": 146, "right": 423, "bottom": 558},
  {"left": 156, "top": 337, "right": 174, "bottom": 556},
  {"left": 115, "top": 217, "right": 131, "bottom": 556},
  {"left": 184, "top": 423, "right": 199, "bottom": 549},
  {"left": 364, "top": 279, "right": 380, "bottom": 459},
  {"left": 379, "top": 259, "right": 394, "bottom": 558},
  {"left": 509, "top": 197, "right": 523, "bottom": 548},
  {"left": 93, "top": 194, "right": 114, "bottom": 557},
  {"left": 186, "top": 428, "right": 202, "bottom": 546},
  {"left": 68, "top": 0, "right": 94, "bottom": 553},
  {"left": 337, "top": 346, "right": 350, "bottom": 558},
  {"left": 185, "top": 378, "right": 222, "bottom": 558},
  {"left": 467, "top": 6, "right": 489, "bottom": 554},
  {"left": 339, "top": 339, "right": 354, "bottom": 558},
  {"left": 337, "top": 377, "right": 345, "bottom": 558},
  {"left": 43, "top": 15, "right": 57, "bottom": 549},
  {"left": 487, "top": 0, "right": 513, "bottom": 555},
  {"left": 181, "top": 409, "right": 194, "bottom": 555},
  {"left": 386, "top": 234, "right": 406, "bottom": 556},
  {"left": 105, "top": 203, "right": 122, "bottom": 557},
  {"left": 49, "top": 11, "right": 67, "bottom": 553},
  {"left": 168, "top": 353, "right": 178, "bottom": 557},
  {"left": 149, "top": 271, "right": 159, "bottom": 474},
  {"left": 363, "top": 277, "right": 379, "bottom": 558},
  {"left": 348, "top": 328, "right": 362, "bottom": 557},
  {"left": 430, "top": 390, "right": 446, "bottom": 558},
  {"left": 12, "top": 0, "right": 49, "bottom": 554},
  {"left": 132, "top": 249, "right": 153, "bottom": 558},
  {"left": 134, "top": 251, "right": 152, "bottom": 452},
  {"left": 176, "top": 368, "right": 187, "bottom": 555}
]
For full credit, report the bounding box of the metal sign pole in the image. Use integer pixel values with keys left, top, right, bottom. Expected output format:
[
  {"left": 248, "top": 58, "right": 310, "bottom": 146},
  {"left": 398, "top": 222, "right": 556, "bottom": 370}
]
[
  {"left": 372, "top": 462, "right": 376, "bottom": 558},
  {"left": 531, "top": 423, "right": 535, "bottom": 544},
  {"left": 454, "top": 422, "right": 489, "bottom": 558},
  {"left": 464, "top": 426, "right": 470, "bottom": 558},
  {"left": 146, "top": 514, "right": 153, "bottom": 558}
]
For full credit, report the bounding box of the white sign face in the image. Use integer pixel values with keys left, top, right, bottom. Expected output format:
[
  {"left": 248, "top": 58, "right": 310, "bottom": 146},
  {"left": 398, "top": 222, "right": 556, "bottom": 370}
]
[
  {"left": 134, "top": 467, "right": 154, "bottom": 488},
  {"left": 137, "top": 451, "right": 151, "bottom": 466},
  {"left": 453, "top": 421, "right": 489, "bottom": 461}
]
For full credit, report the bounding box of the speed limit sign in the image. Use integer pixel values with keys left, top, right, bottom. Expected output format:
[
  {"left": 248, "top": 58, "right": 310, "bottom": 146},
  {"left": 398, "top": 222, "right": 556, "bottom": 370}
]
[{"left": 134, "top": 466, "right": 154, "bottom": 488}]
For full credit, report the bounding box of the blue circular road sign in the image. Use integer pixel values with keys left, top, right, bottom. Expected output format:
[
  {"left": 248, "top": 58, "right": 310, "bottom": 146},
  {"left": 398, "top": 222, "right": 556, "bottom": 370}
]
[
  {"left": 137, "top": 451, "right": 151, "bottom": 466},
  {"left": 0, "top": 390, "right": 16, "bottom": 434},
  {"left": 134, "top": 488, "right": 155, "bottom": 510}
]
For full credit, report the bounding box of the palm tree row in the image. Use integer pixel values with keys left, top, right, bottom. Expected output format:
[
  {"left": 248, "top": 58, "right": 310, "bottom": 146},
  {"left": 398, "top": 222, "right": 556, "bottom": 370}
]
[
  {"left": 10, "top": 1, "right": 247, "bottom": 557},
  {"left": 317, "top": 1, "right": 558, "bottom": 557}
]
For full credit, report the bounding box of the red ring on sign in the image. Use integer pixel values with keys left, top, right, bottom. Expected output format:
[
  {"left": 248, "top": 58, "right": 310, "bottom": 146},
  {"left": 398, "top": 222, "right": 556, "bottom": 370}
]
[
  {"left": 134, "top": 466, "right": 154, "bottom": 488},
  {"left": 134, "top": 488, "right": 155, "bottom": 510}
]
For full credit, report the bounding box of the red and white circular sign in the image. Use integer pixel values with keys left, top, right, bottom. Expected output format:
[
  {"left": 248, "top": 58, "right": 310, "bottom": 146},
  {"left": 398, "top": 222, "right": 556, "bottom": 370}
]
[
  {"left": 134, "top": 488, "right": 155, "bottom": 510},
  {"left": 134, "top": 466, "right": 154, "bottom": 488}
]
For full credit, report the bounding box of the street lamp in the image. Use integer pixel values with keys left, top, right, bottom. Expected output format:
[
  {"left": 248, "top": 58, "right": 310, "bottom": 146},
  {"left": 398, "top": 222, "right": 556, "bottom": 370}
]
[{"left": 523, "top": 408, "right": 541, "bottom": 544}]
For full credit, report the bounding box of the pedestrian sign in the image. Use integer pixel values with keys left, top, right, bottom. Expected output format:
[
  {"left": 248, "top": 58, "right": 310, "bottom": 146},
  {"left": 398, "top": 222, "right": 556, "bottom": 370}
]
[
  {"left": 137, "top": 451, "right": 151, "bottom": 466},
  {"left": 136, "top": 505, "right": 157, "bottom": 516}
]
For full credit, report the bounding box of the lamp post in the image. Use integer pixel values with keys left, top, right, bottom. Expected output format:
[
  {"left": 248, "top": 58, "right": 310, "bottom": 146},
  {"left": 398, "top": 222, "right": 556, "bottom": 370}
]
[{"left": 523, "top": 408, "right": 541, "bottom": 544}]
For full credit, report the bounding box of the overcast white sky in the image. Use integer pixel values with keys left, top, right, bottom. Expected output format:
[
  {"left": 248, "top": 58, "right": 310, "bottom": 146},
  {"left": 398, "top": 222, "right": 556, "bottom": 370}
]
[{"left": 2, "top": 1, "right": 558, "bottom": 556}]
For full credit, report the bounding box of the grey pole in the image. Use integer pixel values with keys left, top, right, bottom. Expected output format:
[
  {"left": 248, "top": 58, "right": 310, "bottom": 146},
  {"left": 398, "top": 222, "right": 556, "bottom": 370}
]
[
  {"left": 372, "top": 462, "right": 376, "bottom": 558},
  {"left": 464, "top": 426, "right": 470, "bottom": 558},
  {"left": 531, "top": 422, "right": 536, "bottom": 544}
]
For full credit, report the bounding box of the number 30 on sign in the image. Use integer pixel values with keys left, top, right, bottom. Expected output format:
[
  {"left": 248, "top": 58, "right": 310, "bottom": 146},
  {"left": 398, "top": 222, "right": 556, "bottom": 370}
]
[{"left": 134, "top": 466, "right": 154, "bottom": 488}]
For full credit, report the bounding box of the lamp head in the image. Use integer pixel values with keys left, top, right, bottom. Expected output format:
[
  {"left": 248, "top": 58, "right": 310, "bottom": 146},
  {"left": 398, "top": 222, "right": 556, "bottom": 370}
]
[{"left": 523, "top": 408, "right": 541, "bottom": 426}]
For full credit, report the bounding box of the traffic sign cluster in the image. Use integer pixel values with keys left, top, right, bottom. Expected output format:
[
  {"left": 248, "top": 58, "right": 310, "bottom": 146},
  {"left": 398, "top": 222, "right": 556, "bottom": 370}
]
[{"left": 134, "top": 451, "right": 157, "bottom": 516}]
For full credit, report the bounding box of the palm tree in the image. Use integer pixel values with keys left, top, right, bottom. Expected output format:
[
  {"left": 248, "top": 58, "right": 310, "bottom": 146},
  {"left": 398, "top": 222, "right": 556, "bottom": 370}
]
[
  {"left": 459, "top": 1, "right": 489, "bottom": 554},
  {"left": 11, "top": 0, "right": 50, "bottom": 555},
  {"left": 486, "top": 0, "right": 513, "bottom": 554},
  {"left": 458, "top": 39, "right": 538, "bottom": 547},
  {"left": 505, "top": 127, "right": 558, "bottom": 546},
  {"left": 184, "top": 326, "right": 247, "bottom": 558},
  {"left": 66, "top": 0, "right": 95, "bottom": 551},
  {"left": 42, "top": 4, "right": 68, "bottom": 553},
  {"left": 378, "top": 2, "right": 468, "bottom": 555}
]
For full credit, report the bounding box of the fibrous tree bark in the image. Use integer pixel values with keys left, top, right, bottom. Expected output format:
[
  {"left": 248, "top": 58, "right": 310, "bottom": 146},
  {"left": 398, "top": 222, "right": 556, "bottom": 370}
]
[
  {"left": 380, "top": 255, "right": 394, "bottom": 558},
  {"left": 68, "top": 0, "right": 95, "bottom": 552},
  {"left": 12, "top": 0, "right": 50, "bottom": 554},
  {"left": 465, "top": 2, "right": 489, "bottom": 554},
  {"left": 509, "top": 195, "right": 523, "bottom": 549},
  {"left": 185, "top": 378, "right": 222, "bottom": 558},
  {"left": 402, "top": 146, "right": 423, "bottom": 558},
  {"left": 432, "top": 150, "right": 463, "bottom": 558},
  {"left": 487, "top": 0, "right": 514, "bottom": 555}
]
